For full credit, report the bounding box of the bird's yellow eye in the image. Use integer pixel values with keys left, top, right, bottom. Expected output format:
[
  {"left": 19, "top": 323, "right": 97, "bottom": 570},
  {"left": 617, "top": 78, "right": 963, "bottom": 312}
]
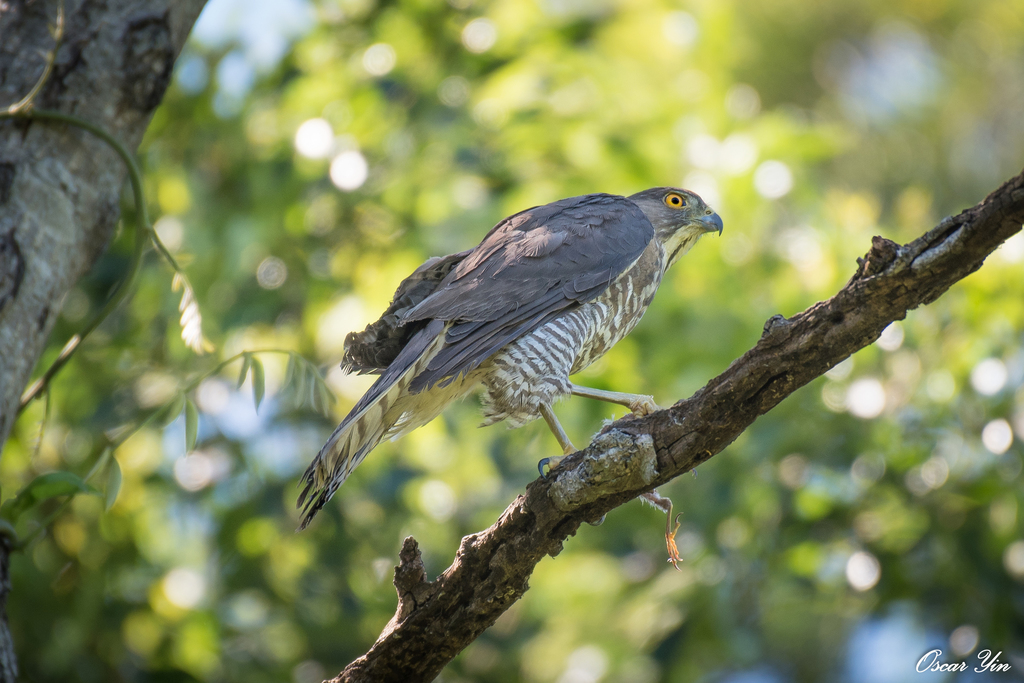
[{"left": 664, "top": 193, "right": 686, "bottom": 208}]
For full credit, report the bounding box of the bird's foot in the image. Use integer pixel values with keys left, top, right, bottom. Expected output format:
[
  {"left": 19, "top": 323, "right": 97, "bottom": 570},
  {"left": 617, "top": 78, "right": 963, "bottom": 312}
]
[
  {"left": 629, "top": 395, "right": 660, "bottom": 417},
  {"left": 538, "top": 455, "right": 565, "bottom": 479},
  {"left": 665, "top": 513, "right": 683, "bottom": 570},
  {"left": 640, "top": 489, "right": 683, "bottom": 570},
  {"left": 587, "top": 514, "right": 606, "bottom": 527}
]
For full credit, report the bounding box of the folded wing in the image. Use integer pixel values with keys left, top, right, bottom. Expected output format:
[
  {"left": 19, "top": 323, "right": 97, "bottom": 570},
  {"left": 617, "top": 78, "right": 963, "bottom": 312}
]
[{"left": 400, "top": 193, "right": 655, "bottom": 391}]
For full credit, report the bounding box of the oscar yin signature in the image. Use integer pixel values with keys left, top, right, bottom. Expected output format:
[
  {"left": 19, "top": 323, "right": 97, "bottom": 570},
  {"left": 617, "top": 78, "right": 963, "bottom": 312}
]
[{"left": 917, "top": 649, "right": 1011, "bottom": 674}]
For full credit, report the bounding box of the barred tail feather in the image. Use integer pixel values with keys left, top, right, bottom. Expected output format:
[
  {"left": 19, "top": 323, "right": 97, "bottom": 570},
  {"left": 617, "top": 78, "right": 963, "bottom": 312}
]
[{"left": 297, "top": 320, "right": 447, "bottom": 529}]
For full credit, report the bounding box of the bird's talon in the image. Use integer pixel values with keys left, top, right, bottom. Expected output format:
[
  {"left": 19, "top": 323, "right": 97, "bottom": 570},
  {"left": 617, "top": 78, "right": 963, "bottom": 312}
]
[
  {"left": 538, "top": 455, "right": 565, "bottom": 479},
  {"left": 587, "top": 514, "right": 606, "bottom": 526},
  {"left": 666, "top": 512, "right": 683, "bottom": 570},
  {"left": 629, "top": 395, "right": 660, "bottom": 417}
]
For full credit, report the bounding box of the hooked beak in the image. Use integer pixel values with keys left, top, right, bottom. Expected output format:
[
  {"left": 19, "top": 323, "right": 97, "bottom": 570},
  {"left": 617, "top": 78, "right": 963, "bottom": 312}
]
[{"left": 697, "top": 211, "right": 724, "bottom": 235}]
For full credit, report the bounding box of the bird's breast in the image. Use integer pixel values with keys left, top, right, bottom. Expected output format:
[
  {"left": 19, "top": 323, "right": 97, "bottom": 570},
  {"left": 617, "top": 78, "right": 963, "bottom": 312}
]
[
  {"left": 570, "top": 238, "right": 665, "bottom": 374},
  {"left": 474, "top": 238, "right": 664, "bottom": 428}
]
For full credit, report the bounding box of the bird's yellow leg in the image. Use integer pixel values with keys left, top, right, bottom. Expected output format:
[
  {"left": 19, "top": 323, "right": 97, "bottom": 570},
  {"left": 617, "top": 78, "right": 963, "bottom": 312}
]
[
  {"left": 538, "top": 404, "right": 606, "bottom": 526},
  {"left": 538, "top": 403, "right": 575, "bottom": 477},
  {"left": 570, "top": 383, "right": 660, "bottom": 417},
  {"left": 640, "top": 490, "right": 684, "bottom": 570}
]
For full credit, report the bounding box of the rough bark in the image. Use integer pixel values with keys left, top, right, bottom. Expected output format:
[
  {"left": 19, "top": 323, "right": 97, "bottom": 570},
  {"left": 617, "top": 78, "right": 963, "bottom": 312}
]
[
  {"left": 0, "top": 1, "right": 207, "bottom": 678},
  {"left": 0, "top": 0, "right": 207, "bottom": 446},
  {"left": 336, "top": 168, "right": 1024, "bottom": 682}
]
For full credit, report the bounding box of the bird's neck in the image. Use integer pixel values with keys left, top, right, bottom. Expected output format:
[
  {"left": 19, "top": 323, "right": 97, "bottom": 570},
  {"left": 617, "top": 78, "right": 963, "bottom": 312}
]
[{"left": 659, "top": 227, "right": 705, "bottom": 270}]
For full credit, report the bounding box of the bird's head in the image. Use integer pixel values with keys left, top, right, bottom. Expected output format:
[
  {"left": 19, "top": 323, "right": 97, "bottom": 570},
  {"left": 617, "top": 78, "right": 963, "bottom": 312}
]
[{"left": 629, "top": 187, "right": 723, "bottom": 268}]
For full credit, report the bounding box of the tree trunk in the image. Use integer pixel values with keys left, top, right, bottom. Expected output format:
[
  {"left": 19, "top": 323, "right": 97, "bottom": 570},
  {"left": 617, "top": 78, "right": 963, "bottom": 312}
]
[{"left": 0, "top": 0, "right": 207, "bottom": 677}]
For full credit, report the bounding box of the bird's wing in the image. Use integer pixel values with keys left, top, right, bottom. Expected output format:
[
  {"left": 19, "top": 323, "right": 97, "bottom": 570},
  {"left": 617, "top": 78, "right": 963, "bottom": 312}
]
[
  {"left": 401, "top": 193, "right": 655, "bottom": 391},
  {"left": 342, "top": 249, "right": 472, "bottom": 374}
]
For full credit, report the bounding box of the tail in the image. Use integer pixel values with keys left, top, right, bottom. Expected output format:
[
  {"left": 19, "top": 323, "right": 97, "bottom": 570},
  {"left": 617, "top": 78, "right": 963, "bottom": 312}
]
[{"left": 297, "top": 320, "right": 447, "bottom": 529}]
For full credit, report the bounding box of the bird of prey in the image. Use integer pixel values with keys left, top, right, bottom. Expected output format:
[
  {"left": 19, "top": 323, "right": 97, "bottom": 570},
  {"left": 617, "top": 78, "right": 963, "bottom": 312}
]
[{"left": 298, "top": 187, "right": 723, "bottom": 563}]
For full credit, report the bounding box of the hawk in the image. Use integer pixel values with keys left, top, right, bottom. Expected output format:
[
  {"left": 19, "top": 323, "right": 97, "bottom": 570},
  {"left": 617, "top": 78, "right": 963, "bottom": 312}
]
[{"left": 299, "top": 187, "right": 723, "bottom": 562}]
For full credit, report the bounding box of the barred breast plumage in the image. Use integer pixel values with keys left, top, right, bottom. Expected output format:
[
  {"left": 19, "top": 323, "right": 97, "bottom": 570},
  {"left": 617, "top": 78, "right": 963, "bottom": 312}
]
[{"left": 478, "top": 238, "right": 666, "bottom": 427}]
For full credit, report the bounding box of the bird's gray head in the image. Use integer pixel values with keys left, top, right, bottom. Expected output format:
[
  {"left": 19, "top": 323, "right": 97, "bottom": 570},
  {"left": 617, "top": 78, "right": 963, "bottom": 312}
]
[{"left": 628, "top": 187, "right": 723, "bottom": 268}]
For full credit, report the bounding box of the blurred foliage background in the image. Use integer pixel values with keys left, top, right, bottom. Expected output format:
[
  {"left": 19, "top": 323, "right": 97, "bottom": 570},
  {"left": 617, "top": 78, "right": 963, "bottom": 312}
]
[{"left": 5, "top": 0, "right": 1024, "bottom": 680}]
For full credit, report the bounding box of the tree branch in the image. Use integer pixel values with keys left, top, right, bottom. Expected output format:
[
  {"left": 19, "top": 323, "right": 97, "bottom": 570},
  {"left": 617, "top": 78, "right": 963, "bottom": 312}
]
[{"left": 334, "top": 167, "right": 1024, "bottom": 682}]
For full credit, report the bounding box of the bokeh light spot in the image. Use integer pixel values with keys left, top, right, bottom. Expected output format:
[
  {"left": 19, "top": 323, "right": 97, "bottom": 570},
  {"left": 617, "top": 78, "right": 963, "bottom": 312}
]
[
  {"left": 1003, "top": 541, "right": 1024, "bottom": 580},
  {"left": 997, "top": 232, "right": 1024, "bottom": 263},
  {"left": 925, "top": 370, "right": 955, "bottom": 402},
  {"left": 196, "top": 378, "right": 230, "bottom": 415},
  {"left": 753, "top": 160, "right": 793, "bottom": 199},
  {"left": 826, "top": 356, "right": 854, "bottom": 381},
  {"left": 293, "top": 660, "right": 327, "bottom": 683},
  {"left": 257, "top": 256, "right": 288, "bottom": 289},
  {"left": 662, "top": 11, "right": 698, "bottom": 48},
  {"left": 982, "top": 419, "right": 1014, "bottom": 454},
  {"left": 174, "top": 54, "right": 208, "bottom": 94},
  {"left": 919, "top": 456, "right": 949, "bottom": 489},
  {"left": 294, "top": 118, "right": 334, "bottom": 159},
  {"left": 158, "top": 176, "right": 191, "bottom": 214},
  {"left": 851, "top": 452, "right": 886, "bottom": 485},
  {"left": 453, "top": 175, "right": 489, "bottom": 209},
  {"left": 778, "top": 454, "right": 809, "bottom": 490},
  {"left": 847, "top": 378, "right": 886, "bottom": 418},
  {"left": 719, "top": 133, "right": 758, "bottom": 175},
  {"left": 462, "top": 18, "right": 497, "bottom": 53},
  {"left": 717, "top": 517, "right": 751, "bottom": 549},
  {"left": 686, "top": 134, "right": 719, "bottom": 170},
  {"left": 558, "top": 645, "right": 608, "bottom": 683},
  {"left": 362, "top": 43, "right": 396, "bottom": 76},
  {"left": 438, "top": 76, "right": 470, "bottom": 107},
  {"left": 330, "top": 150, "right": 368, "bottom": 191},
  {"left": 154, "top": 216, "right": 185, "bottom": 252},
  {"left": 877, "top": 322, "right": 904, "bottom": 351},
  {"left": 971, "top": 358, "right": 1007, "bottom": 395},
  {"left": 950, "top": 625, "right": 979, "bottom": 657},
  {"left": 725, "top": 84, "right": 761, "bottom": 119},
  {"left": 419, "top": 480, "right": 456, "bottom": 522},
  {"left": 174, "top": 453, "right": 213, "bottom": 491},
  {"left": 846, "top": 551, "right": 881, "bottom": 591},
  {"left": 682, "top": 171, "right": 720, "bottom": 210},
  {"left": 162, "top": 568, "right": 206, "bottom": 609}
]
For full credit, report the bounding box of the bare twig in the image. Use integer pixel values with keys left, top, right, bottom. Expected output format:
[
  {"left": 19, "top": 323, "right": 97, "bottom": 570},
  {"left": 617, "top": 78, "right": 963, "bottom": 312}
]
[{"left": 333, "top": 168, "right": 1024, "bottom": 682}]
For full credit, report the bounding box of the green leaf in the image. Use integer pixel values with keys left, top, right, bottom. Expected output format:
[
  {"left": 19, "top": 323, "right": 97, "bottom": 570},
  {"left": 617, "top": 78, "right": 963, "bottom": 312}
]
[
  {"left": 0, "top": 471, "right": 100, "bottom": 523},
  {"left": 304, "top": 360, "right": 334, "bottom": 417},
  {"left": 307, "top": 362, "right": 320, "bottom": 408},
  {"left": 314, "top": 380, "right": 332, "bottom": 417},
  {"left": 310, "top": 377, "right": 322, "bottom": 414},
  {"left": 251, "top": 357, "right": 266, "bottom": 412},
  {"left": 237, "top": 353, "right": 253, "bottom": 389},
  {"left": 105, "top": 457, "right": 122, "bottom": 511},
  {"left": 185, "top": 398, "right": 199, "bottom": 452},
  {"left": 284, "top": 352, "right": 298, "bottom": 389},
  {"left": 292, "top": 355, "right": 308, "bottom": 408},
  {"left": 155, "top": 392, "right": 186, "bottom": 428}
]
